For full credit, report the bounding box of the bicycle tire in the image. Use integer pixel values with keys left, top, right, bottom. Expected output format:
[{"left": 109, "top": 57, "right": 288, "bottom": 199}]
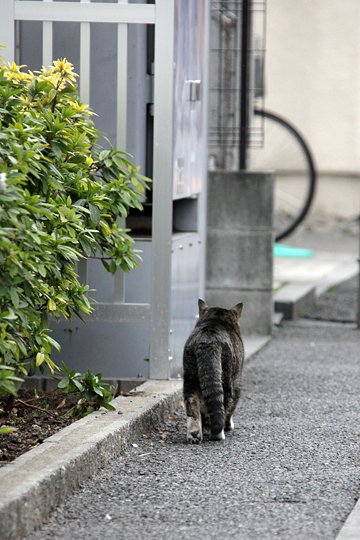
[{"left": 252, "top": 109, "right": 317, "bottom": 242}]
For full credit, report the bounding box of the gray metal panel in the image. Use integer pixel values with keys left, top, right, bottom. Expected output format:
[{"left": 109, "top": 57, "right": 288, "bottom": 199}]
[
  {"left": 52, "top": 21, "right": 80, "bottom": 71},
  {"left": 51, "top": 320, "right": 150, "bottom": 378},
  {"left": 124, "top": 240, "right": 151, "bottom": 304},
  {"left": 89, "top": 22, "right": 118, "bottom": 144},
  {"left": 19, "top": 21, "right": 43, "bottom": 68},
  {"left": 172, "top": 0, "right": 207, "bottom": 199},
  {"left": 169, "top": 233, "right": 201, "bottom": 377},
  {"left": 86, "top": 257, "right": 115, "bottom": 303},
  {"left": 125, "top": 21, "right": 148, "bottom": 172},
  {"left": 85, "top": 239, "right": 151, "bottom": 304},
  {"left": 89, "top": 303, "right": 150, "bottom": 323}
]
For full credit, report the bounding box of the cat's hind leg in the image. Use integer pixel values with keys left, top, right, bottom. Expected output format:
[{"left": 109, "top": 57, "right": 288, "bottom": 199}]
[
  {"left": 225, "top": 385, "right": 241, "bottom": 431},
  {"left": 225, "top": 415, "right": 234, "bottom": 431},
  {"left": 185, "top": 394, "right": 202, "bottom": 444},
  {"left": 201, "top": 402, "right": 211, "bottom": 436}
]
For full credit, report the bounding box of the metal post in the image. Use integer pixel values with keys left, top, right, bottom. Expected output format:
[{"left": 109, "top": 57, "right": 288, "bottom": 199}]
[
  {"left": 239, "top": 0, "right": 252, "bottom": 170},
  {"left": 149, "top": 0, "right": 175, "bottom": 379}
]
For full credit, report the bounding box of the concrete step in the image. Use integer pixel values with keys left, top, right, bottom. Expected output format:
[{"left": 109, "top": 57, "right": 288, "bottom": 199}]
[{"left": 274, "top": 282, "right": 316, "bottom": 320}]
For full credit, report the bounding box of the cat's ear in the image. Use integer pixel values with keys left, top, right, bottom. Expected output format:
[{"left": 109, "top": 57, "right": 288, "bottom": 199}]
[
  {"left": 198, "top": 298, "right": 208, "bottom": 316},
  {"left": 232, "top": 302, "right": 243, "bottom": 317}
]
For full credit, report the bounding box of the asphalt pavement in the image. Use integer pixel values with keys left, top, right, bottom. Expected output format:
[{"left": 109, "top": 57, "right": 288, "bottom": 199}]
[{"left": 25, "top": 274, "right": 360, "bottom": 539}]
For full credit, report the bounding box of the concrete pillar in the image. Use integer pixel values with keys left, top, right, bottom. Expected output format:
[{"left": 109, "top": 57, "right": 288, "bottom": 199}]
[{"left": 206, "top": 171, "right": 274, "bottom": 336}]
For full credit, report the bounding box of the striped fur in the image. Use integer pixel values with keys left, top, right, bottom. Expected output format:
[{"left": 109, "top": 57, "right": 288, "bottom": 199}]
[{"left": 183, "top": 299, "right": 244, "bottom": 444}]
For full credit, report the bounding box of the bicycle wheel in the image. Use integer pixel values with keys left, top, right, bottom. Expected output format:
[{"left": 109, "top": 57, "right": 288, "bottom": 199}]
[{"left": 250, "top": 109, "right": 317, "bottom": 242}]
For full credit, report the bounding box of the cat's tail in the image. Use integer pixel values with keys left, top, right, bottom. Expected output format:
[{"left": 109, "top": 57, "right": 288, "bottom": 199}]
[{"left": 196, "top": 341, "right": 225, "bottom": 440}]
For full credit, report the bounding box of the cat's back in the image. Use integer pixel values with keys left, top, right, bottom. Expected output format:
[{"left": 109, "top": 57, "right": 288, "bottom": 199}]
[{"left": 185, "top": 309, "right": 243, "bottom": 355}]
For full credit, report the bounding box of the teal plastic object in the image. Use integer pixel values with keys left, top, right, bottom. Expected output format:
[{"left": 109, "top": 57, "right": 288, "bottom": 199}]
[{"left": 274, "top": 244, "right": 314, "bottom": 258}]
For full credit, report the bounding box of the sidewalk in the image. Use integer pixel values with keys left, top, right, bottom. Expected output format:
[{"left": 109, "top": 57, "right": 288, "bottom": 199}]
[{"left": 1, "top": 220, "right": 359, "bottom": 540}]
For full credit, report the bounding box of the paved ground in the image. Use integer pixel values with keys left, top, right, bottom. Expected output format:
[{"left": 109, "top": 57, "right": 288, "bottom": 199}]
[
  {"left": 26, "top": 286, "right": 360, "bottom": 539},
  {"left": 274, "top": 218, "right": 359, "bottom": 296}
]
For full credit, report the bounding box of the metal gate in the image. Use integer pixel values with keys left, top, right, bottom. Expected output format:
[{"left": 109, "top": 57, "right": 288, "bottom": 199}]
[{"left": 0, "top": 0, "right": 209, "bottom": 379}]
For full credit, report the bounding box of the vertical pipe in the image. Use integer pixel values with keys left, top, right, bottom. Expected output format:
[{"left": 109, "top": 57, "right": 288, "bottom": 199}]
[{"left": 239, "top": 0, "right": 252, "bottom": 170}]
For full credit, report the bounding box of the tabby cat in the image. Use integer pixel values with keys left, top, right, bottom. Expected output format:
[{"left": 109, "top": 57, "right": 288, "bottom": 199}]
[{"left": 183, "top": 299, "right": 244, "bottom": 444}]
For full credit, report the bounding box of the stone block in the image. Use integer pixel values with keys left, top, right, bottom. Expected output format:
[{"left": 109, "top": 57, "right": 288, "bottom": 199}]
[
  {"left": 205, "top": 288, "right": 273, "bottom": 336},
  {"left": 207, "top": 171, "right": 274, "bottom": 229},
  {"left": 205, "top": 170, "right": 274, "bottom": 336},
  {"left": 207, "top": 228, "right": 273, "bottom": 289}
]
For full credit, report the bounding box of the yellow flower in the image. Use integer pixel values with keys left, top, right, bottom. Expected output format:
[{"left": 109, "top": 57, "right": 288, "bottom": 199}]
[
  {"left": 6, "top": 61, "right": 26, "bottom": 72},
  {"left": 38, "top": 71, "right": 62, "bottom": 87},
  {"left": 52, "top": 58, "right": 78, "bottom": 83},
  {"left": 2, "top": 61, "right": 33, "bottom": 83},
  {"left": 38, "top": 59, "right": 78, "bottom": 88},
  {"left": 21, "top": 95, "right": 33, "bottom": 108},
  {"left": 71, "top": 101, "right": 95, "bottom": 116}
]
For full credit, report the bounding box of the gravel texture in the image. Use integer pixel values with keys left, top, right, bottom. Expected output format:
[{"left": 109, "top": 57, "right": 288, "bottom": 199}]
[
  {"left": 26, "top": 320, "right": 360, "bottom": 540},
  {"left": 305, "top": 277, "right": 358, "bottom": 323}
]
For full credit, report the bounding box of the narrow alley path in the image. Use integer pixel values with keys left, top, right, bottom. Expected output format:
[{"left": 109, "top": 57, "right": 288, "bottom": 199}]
[{"left": 26, "top": 303, "right": 360, "bottom": 539}]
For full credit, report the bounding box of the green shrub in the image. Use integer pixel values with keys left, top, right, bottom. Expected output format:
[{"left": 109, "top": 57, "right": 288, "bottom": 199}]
[
  {"left": 58, "top": 362, "right": 116, "bottom": 417},
  {"left": 0, "top": 58, "right": 149, "bottom": 391}
]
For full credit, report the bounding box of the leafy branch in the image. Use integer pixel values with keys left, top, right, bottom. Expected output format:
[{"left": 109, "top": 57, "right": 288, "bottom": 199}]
[{"left": 0, "top": 57, "right": 150, "bottom": 407}]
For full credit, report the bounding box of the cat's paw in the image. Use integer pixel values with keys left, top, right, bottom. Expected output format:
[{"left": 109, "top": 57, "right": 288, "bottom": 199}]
[
  {"left": 225, "top": 416, "right": 235, "bottom": 431},
  {"left": 187, "top": 417, "right": 202, "bottom": 444},
  {"left": 187, "top": 430, "right": 203, "bottom": 444},
  {"left": 211, "top": 429, "right": 225, "bottom": 441}
]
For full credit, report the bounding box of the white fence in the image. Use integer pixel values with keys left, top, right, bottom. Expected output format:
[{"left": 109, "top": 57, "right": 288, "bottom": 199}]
[{"left": 0, "top": 0, "right": 178, "bottom": 379}]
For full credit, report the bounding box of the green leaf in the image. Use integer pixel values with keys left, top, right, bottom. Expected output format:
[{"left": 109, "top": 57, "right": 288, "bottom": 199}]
[
  {"left": 38, "top": 265, "right": 47, "bottom": 277},
  {"left": 0, "top": 426, "right": 18, "bottom": 435},
  {"left": 98, "top": 150, "right": 110, "bottom": 161},
  {"left": 2, "top": 310, "right": 17, "bottom": 321},
  {"left": 102, "top": 402, "right": 116, "bottom": 412},
  {"left": 9, "top": 287, "right": 20, "bottom": 308},
  {"left": 89, "top": 203, "right": 100, "bottom": 225},
  {"left": 48, "top": 299, "right": 57, "bottom": 311},
  {"left": 35, "top": 352, "right": 45, "bottom": 367},
  {"left": 73, "top": 379, "right": 85, "bottom": 393},
  {"left": 93, "top": 387, "right": 104, "bottom": 397},
  {"left": 58, "top": 377, "right": 70, "bottom": 389}
]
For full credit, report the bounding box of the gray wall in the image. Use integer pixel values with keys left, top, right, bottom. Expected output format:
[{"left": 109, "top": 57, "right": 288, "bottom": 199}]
[{"left": 206, "top": 171, "right": 274, "bottom": 336}]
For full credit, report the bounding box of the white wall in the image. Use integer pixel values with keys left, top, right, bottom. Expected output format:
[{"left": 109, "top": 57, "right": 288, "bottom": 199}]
[{"left": 264, "top": 0, "right": 360, "bottom": 217}]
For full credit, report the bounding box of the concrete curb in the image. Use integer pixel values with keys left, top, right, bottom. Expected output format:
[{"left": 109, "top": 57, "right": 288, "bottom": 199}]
[{"left": 0, "top": 379, "right": 183, "bottom": 540}]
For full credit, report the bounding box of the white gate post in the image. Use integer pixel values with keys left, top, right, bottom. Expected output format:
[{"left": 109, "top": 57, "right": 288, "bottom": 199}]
[
  {"left": 0, "top": 0, "right": 15, "bottom": 62},
  {"left": 150, "top": 0, "right": 175, "bottom": 379}
]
